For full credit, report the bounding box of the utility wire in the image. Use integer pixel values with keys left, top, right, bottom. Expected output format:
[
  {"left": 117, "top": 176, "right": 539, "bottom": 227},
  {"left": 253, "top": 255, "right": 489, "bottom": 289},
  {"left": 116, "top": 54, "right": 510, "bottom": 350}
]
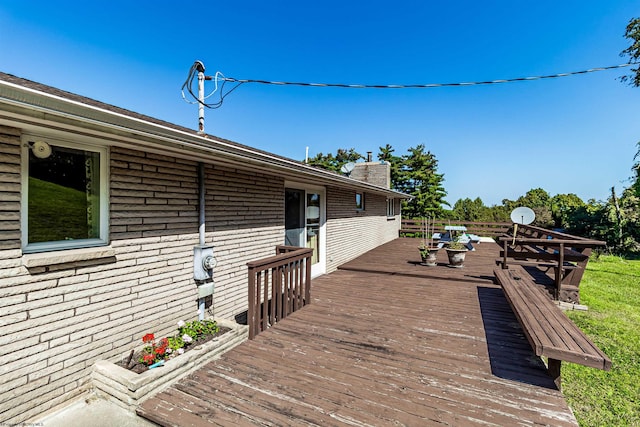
[
  {"left": 221, "top": 63, "right": 631, "bottom": 89},
  {"left": 182, "top": 63, "right": 632, "bottom": 109}
]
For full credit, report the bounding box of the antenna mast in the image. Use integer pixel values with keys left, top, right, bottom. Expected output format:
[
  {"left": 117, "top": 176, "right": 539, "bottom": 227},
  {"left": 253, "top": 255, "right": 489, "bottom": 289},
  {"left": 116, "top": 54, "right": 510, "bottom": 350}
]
[{"left": 195, "top": 61, "right": 206, "bottom": 134}]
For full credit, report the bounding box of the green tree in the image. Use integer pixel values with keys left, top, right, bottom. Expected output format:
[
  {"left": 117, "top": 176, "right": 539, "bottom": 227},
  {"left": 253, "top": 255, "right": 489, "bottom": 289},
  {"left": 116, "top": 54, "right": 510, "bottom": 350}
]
[
  {"left": 400, "top": 144, "right": 448, "bottom": 218},
  {"left": 490, "top": 205, "right": 511, "bottom": 222},
  {"left": 610, "top": 187, "right": 640, "bottom": 253},
  {"left": 451, "top": 197, "right": 489, "bottom": 222},
  {"left": 620, "top": 17, "right": 640, "bottom": 87},
  {"left": 632, "top": 141, "right": 640, "bottom": 197},
  {"left": 377, "top": 144, "right": 406, "bottom": 191},
  {"left": 551, "top": 193, "right": 585, "bottom": 229},
  {"left": 502, "top": 188, "right": 553, "bottom": 228},
  {"left": 306, "top": 148, "right": 363, "bottom": 173},
  {"left": 566, "top": 200, "right": 610, "bottom": 242},
  {"left": 517, "top": 188, "right": 553, "bottom": 228},
  {"left": 620, "top": 188, "right": 640, "bottom": 252}
]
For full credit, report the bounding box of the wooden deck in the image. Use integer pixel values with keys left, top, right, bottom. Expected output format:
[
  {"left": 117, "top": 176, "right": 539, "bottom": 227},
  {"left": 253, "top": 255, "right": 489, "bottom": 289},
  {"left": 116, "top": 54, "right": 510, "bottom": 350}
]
[{"left": 138, "top": 238, "right": 578, "bottom": 426}]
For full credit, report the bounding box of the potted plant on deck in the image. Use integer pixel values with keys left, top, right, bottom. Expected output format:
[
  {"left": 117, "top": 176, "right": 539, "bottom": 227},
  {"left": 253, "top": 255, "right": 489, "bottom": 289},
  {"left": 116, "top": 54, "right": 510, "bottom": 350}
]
[
  {"left": 419, "top": 241, "right": 440, "bottom": 266},
  {"left": 445, "top": 238, "right": 468, "bottom": 268},
  {"left": 418, "top": 216, "right": 440, "bottom": 267}
]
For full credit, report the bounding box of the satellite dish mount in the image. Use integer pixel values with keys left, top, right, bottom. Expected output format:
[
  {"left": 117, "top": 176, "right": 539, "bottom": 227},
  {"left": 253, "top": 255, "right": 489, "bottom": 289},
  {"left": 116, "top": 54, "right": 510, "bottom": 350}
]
[
  {"left": 509, "top": 206, "right": 535, "bottom": 245},
  {"left": 340, "top": 162, "right": 356, "bottom": 177}
]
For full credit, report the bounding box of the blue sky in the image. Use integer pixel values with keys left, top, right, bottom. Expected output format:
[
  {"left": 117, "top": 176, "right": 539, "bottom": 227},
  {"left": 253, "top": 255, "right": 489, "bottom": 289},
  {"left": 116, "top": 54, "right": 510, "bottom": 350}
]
[{"left": 1, "top": 1, "right": 639, "bottom": 206}]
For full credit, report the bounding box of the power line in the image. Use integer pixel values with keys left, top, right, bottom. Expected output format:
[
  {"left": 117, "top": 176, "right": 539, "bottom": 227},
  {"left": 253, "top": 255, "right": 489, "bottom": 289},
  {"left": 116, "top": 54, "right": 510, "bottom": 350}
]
[
  {"left": 183, "top": 63, "right": 632, "bottom": 109},
  {"left": 221, "top": 63, "right": 631, "bottom": 89}
]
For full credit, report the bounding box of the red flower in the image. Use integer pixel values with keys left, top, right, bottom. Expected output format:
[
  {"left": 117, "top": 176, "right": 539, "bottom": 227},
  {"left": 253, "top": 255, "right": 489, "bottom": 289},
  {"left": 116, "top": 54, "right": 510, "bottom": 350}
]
[
  {"left": 143, "top": 353, "right": 156, "bottom": 364},
  {"left": 159, "top": 337, "right": 169, "bottom": 347},
  {"left": 142, "top": 333, "right": 155, "bottom": 343},
  {"left": 155, "top": 346, "right": 166, "bottom": 356}
]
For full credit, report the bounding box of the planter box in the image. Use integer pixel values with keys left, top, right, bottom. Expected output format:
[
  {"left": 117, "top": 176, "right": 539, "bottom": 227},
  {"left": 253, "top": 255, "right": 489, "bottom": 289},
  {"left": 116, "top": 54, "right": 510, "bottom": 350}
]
[{"left": 92, "top": 318, "right": 248, "bottom": 410}]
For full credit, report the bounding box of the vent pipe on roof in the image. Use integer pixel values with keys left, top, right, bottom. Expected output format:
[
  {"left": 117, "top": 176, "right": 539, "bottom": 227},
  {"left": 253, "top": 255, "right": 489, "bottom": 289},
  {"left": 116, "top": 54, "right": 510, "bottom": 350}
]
[{"left": 367, "top": 151, "right": 372, "bottom": 162}]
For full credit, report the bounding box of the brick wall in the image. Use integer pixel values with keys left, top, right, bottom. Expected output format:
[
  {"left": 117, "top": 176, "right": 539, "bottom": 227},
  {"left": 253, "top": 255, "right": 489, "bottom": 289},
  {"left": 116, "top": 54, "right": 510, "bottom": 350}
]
[
  {"left": 325, "top": 186, "right": 400, "bottom": 272},
  {"left": 0, "top": 140, "right": 284, "bottom": 424},
  {"left": 110, "top": 148, "right": 200, "bottom": 239},
  {"left": 0, "top": 124, "right": 398, "bottom": 423},
  {"left": 207, "top": 165, "right": 284, "bottom": 319}
]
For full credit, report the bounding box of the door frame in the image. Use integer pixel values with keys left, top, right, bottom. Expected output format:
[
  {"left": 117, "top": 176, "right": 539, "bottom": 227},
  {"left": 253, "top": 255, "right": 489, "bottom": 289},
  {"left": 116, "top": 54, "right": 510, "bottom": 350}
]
[{"left": 284, "top": 181, "right": 326, "bottom": 278}]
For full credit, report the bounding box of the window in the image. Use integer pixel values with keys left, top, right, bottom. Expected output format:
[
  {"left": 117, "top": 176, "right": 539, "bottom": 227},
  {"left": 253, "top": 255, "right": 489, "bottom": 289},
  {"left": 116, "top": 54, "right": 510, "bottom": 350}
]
[
  {"left": 355, "top": 192, "right": 365, "bottom": 211},
  {"left": 22, "top": 135, "right": 108, "bottom": 253},
  {"left": 386, "top": 198, "right": 396, "bottom": 217}
]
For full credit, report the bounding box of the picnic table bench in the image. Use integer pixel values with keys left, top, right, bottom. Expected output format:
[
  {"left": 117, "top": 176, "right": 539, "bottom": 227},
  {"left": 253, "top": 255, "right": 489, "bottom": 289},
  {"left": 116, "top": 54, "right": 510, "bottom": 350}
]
[
  {"left": 495, "top": 224, "right": 605, "bottom": 302},
  {"left": 494, "top": 265, "right": 611, "bottom": 390},
  {"left": 399, "top": 219, "right": 510, "bottom": 238}
]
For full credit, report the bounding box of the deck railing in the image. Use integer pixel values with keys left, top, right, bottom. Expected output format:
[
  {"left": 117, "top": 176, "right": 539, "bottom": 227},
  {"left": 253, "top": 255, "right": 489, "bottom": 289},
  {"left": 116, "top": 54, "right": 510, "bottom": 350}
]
[
  {"left": 496, "top": 223, "right": 605, "bottom": 301},
  {"left": 400, "top": 219, "right": 510, "bottom": 238},
  {"left": 247, "top": 246, "right": 313, "bottom": 339}
]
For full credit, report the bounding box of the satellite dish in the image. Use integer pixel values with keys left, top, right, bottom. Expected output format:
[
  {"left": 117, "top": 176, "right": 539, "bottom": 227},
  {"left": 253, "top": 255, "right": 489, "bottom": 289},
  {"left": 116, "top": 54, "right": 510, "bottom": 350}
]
[
  {"left": 31, "top": 141, "right": 52, "bottom": 159},
  {"left": 340, "top": 162, "right": 356, "bottom": 176},
  {"left": 510, "top": 206, "right": 535, "bottom": 225}
]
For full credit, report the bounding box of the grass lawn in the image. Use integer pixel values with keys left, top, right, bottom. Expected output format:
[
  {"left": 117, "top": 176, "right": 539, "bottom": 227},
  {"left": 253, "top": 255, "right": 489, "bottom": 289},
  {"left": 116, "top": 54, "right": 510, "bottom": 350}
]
[
  {"left": 563, "top": 255, "right": 640, "bottom": 426},
  {"left": 28, "top": 177, "right": 92, "bottom": 242}
]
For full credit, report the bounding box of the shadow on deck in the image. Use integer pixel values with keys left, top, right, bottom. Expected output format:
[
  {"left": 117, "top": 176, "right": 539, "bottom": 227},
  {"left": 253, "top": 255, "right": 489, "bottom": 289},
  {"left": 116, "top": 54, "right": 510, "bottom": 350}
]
[{"left": 138, "top": 238, "right": 577, "bottom": 426}]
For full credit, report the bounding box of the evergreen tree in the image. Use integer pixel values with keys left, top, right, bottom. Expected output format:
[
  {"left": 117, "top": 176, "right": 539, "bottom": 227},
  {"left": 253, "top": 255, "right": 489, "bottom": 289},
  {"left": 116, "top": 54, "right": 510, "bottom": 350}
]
[
  {"left": 377, "top": 144, "right": 406, "bottom": 191},
  {"left": 400, "top": 144, "right": 448, "bottom": 218},
  {"left": 306, "top": 148, "right": 363, "bottom": 173}
]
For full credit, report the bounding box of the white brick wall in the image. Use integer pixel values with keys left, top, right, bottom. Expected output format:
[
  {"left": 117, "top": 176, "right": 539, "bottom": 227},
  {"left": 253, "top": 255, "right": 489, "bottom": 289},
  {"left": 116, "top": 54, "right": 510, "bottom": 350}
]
[
  {"left": 0, "top": 138, "right": 284, "bottom": 424},
  {"left": 207, "top": 165, "right": 284, "bottom": 319},
  {"left": 325, "top": 186, "right": 400, "bottom": 272},
  {"left": 0, "top": 125, "right": 399, "bottom": 424}
]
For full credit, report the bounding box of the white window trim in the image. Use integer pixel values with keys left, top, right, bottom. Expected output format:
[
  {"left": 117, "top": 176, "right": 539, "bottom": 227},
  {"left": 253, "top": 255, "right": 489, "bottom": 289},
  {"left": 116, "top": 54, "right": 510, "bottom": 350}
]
[
  {"left": 21, "top": 132, "right": 110, "bottom": 253},
  {"left": 386, "top": 198, "right": 396, "bottom": 218}
]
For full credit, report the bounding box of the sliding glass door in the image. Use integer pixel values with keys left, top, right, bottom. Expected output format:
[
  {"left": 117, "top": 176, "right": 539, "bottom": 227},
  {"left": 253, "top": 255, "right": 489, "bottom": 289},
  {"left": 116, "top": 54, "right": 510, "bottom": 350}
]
[{"left": 285, "top": 186, "right": 325, "bottom": 277}]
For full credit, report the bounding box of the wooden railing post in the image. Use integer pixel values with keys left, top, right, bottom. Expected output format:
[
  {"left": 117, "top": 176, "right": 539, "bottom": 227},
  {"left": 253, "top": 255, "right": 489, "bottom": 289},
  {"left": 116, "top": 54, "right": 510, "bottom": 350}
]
[
  {"left": 247, "top": 247, "right": 313, "bottom": 339},
  {"left": 248, "top": 266, "right": 257, "bottom": 340},
  {"left": 556, "top": 242, "right": 564, "bottom": 300},
  {"left": 502, "top": 238, "right": 509, "bottom": 270},
  {"left": 305, "top": 255, "right": 311, "bottom": 305}
]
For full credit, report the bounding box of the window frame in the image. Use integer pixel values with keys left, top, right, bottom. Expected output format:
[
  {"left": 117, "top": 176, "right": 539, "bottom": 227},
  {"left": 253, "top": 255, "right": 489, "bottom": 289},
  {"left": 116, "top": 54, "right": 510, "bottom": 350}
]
[
  {"left": 21, "top": 133, "right": 110, "bottom": 253},
  {"left": 386, "top": 198, "right": 396, "bottom": 218},
  {"left": 355, "top": 192, "right": 365, "bottom": 211}
]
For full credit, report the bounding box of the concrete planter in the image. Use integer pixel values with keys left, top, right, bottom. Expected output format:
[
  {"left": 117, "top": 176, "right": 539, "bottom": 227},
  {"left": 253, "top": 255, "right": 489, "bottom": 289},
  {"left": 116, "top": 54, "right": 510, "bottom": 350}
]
[
  {"left": 92, "top": 318, "right": 248, "bottom": 410},
  {"left": 445, "top": 248, "right": 467, "bottom": 268},
  {"left": 419, "top": 247, "right": 440, "bottom": 267}
]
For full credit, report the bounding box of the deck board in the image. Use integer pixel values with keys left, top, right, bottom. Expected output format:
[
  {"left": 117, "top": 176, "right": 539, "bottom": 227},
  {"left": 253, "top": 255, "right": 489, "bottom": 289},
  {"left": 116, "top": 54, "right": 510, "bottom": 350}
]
[{"left": 138, "top": 238, "right": 578, "bottom": 426}]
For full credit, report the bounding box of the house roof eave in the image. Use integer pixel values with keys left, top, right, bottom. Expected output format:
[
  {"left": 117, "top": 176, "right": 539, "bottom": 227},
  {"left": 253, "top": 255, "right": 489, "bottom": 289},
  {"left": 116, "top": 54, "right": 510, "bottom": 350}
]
[{"left": 0, "top": 73, "right": 410, "bottom": 199}]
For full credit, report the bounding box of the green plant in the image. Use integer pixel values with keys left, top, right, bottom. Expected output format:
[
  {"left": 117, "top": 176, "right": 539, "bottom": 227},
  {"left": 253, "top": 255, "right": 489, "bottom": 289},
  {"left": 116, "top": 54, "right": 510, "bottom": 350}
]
[
  {"left": 167, "top": 335, "right": 184, "bottom": 352},
  {"left": 178, "top": 319, "right": 219, "bottom": 341},
  {"left": 137, "top": 319, "right": 220, "bottom": 367},
  {"left": 447, "top": 236, "right": 466, "bottom": 250}
]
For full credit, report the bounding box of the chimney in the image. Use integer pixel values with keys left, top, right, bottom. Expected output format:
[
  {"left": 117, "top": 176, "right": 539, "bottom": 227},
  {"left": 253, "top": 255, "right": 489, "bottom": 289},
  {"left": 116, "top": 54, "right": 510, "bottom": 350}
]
[{"left": 350, "top": 151, "right": 391, "bottom": 189}]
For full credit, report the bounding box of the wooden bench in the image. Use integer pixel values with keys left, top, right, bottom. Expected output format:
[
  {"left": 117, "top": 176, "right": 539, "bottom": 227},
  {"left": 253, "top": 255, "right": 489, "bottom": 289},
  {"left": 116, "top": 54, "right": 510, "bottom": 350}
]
[
  {"left": 494, "top": 266, "right": 611, "bottom": 390},
  {"left": 496, "top": 224, "right": 605, "bottom": 302}
]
